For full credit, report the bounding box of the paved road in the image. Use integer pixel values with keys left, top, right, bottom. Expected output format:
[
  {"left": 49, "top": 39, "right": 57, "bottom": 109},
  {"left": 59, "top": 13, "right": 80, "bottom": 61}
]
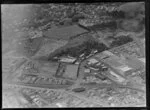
[
  {"left": 4, "top": 81, "right": 106, "bottom": 106},
  {"left": 4, "top": 81, "right": 72, "bottom": 90},
  {"left": 82, "top": 83, "right": 145, "bottom": 93}
]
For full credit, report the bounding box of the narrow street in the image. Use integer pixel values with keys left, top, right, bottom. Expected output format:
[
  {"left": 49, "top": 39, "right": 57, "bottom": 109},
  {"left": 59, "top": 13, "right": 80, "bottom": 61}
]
[{"left": 82, "top": 83, "right": 145, "bottom": 93}]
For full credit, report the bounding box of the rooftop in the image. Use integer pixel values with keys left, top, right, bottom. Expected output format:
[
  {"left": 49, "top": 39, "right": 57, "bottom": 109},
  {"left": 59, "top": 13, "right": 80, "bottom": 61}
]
[{"left": 59, "top": 57, "right": 76, "bottom": 63}]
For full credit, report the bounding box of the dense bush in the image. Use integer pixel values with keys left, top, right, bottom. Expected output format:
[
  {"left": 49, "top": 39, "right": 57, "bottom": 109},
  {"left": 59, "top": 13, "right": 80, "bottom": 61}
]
[
  {"left": 89, "top": 21, "right": 118, "bottom": 31},
  {"left": 110, "top": 35, "right": 133, "bottom": 47},
  {"left": 51, "top": 39, "right": 108, "bottom": 59}
]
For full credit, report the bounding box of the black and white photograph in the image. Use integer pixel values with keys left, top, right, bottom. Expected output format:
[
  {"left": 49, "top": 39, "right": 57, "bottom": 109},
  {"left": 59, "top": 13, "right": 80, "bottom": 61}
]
[{"left": 2, "top": 2, "right": 146, "bottom": 108}]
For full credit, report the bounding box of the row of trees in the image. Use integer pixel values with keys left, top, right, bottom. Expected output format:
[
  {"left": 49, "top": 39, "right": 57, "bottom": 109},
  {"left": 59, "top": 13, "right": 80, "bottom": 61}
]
[
  {"left": 110, "top": 35, "right": 133, "bottom": 47},
  {"left": 51, "top": 39, "right": 108, "bottom": 58}
]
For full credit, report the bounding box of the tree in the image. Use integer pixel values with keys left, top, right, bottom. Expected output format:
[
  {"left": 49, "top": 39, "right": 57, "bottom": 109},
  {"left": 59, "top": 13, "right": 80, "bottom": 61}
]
[
  {"left": 110, "top": 35, "right": 133, "bottom": 47},
  {"left": 118, "top": 2, "right": 145, "bottom": 19}
]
